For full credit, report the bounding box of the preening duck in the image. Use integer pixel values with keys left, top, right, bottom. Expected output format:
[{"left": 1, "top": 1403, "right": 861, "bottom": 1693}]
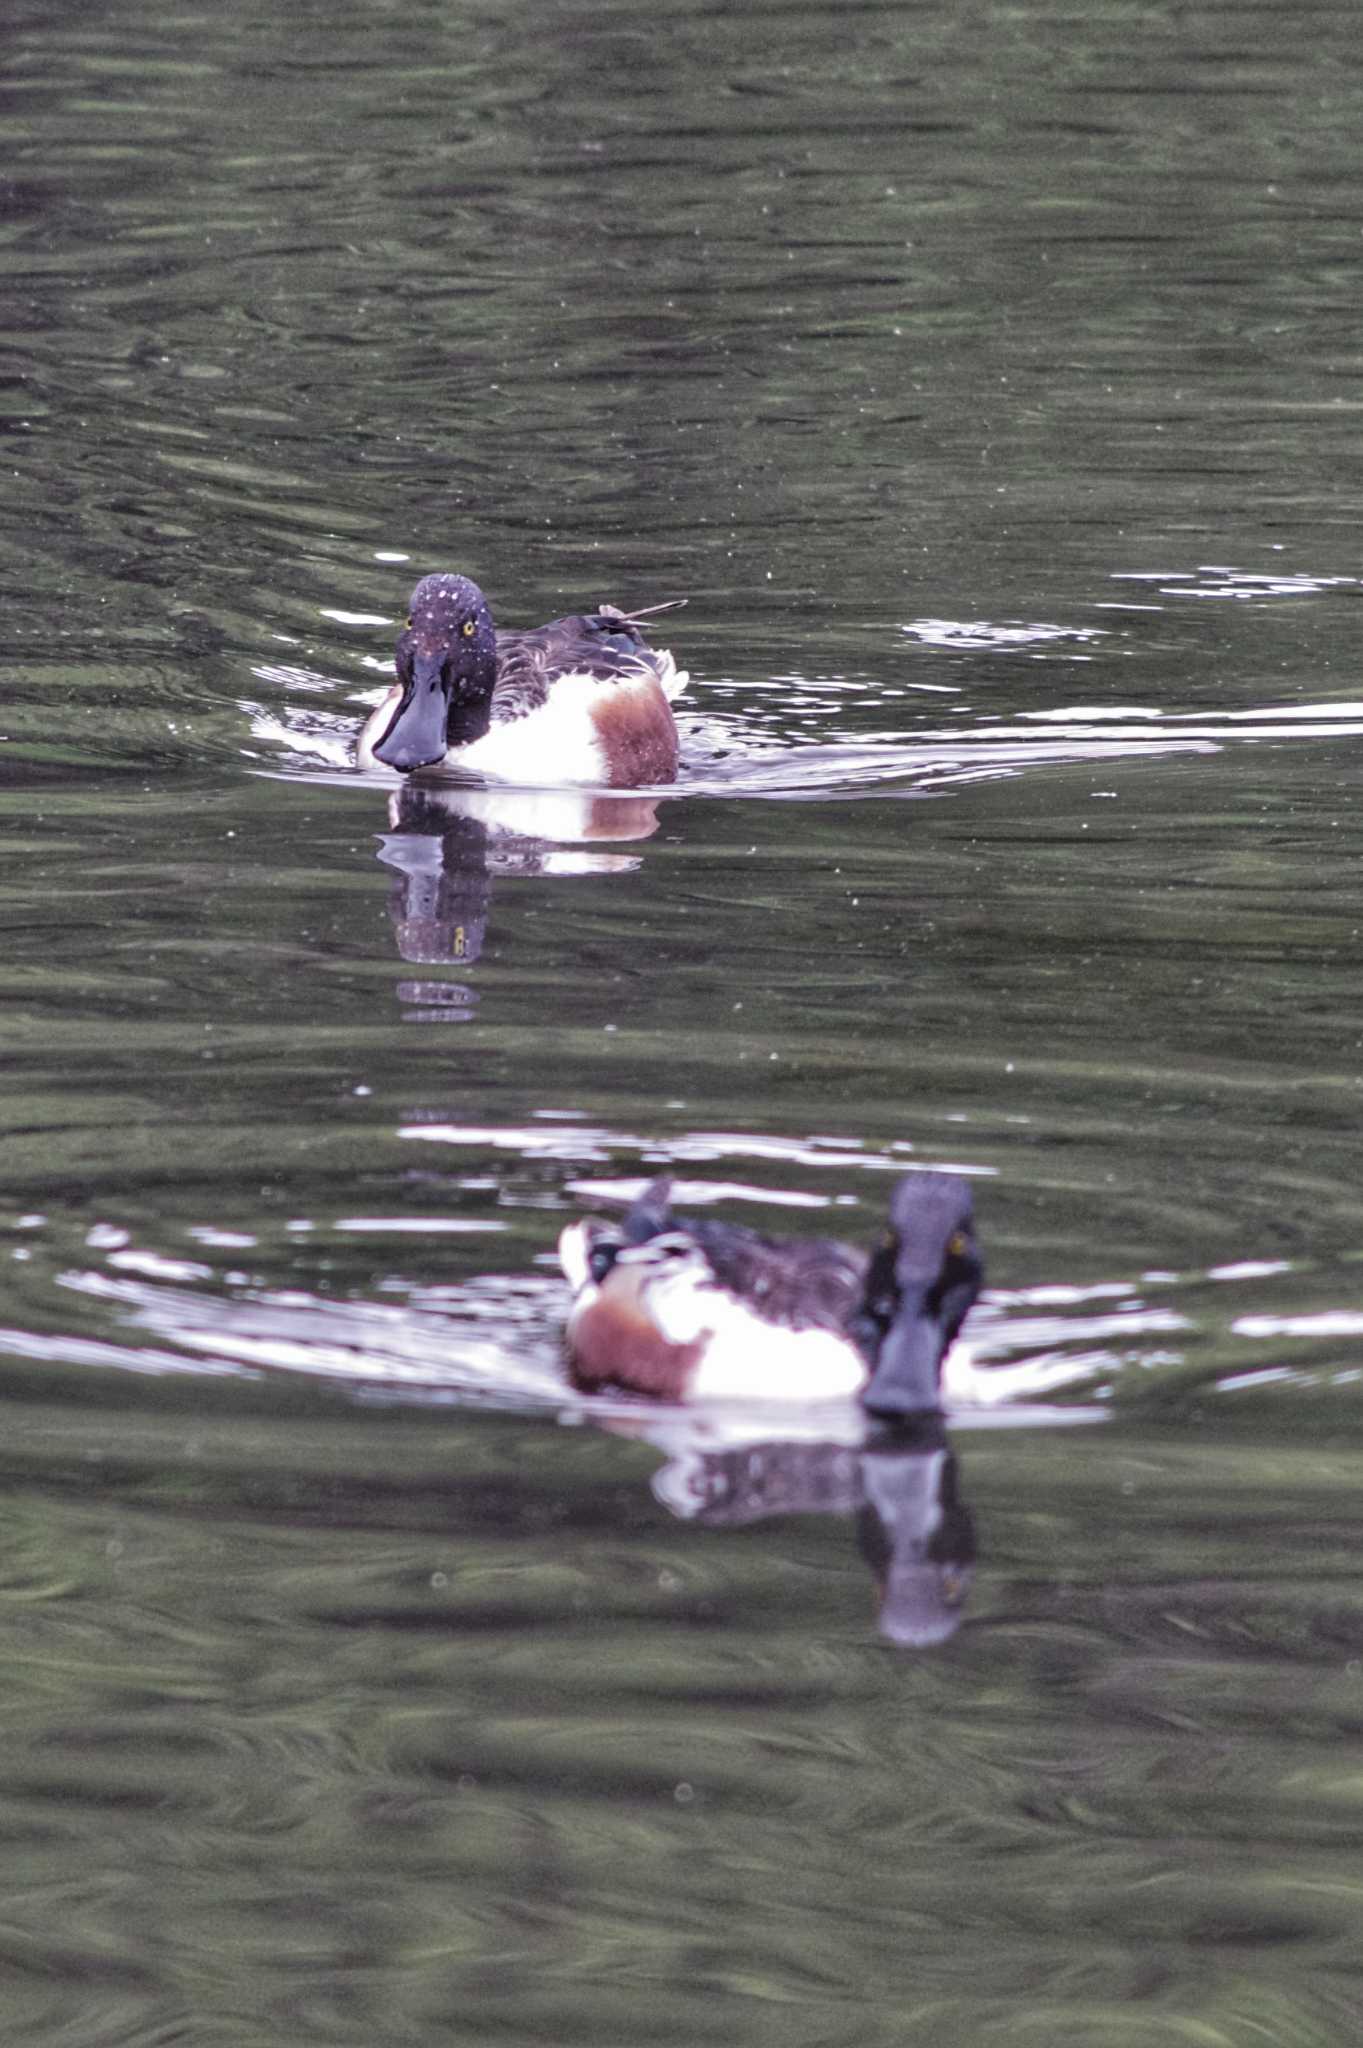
[
  {"left": 357, "top": 574, "right": 686, "bottom": 787},
  {"left": 558, "top": 1172, "right": 983, "bottom": 1418}
]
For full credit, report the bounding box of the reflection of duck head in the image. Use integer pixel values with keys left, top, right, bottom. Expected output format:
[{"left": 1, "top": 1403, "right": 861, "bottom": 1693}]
[
  {"left": 625, "top": 1409, "right": 975, "bottom": 1648},
  {"left": 357, "top": 574, "right": 687, "bottom": 785},
  {"left": 858, "top": 1423, "right": 974, "bottom": 1647},
  {"left": 560, "top": 1172, "right": 983, "bottom": 1418},
  {"left": 376, "top": 781, "right": 667, "bottom": 965},
  {"left": 377, "top": 798, "right": 493, "bottom": 966}
]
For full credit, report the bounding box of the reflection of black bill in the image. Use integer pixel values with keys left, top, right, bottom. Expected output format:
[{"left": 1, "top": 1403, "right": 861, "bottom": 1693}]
[
  {"left": 376, "top": 822, "right": 490, "bottom": 965},
  {"left": 858, "top": 1431, "right": 975, "bottom": 1648}
]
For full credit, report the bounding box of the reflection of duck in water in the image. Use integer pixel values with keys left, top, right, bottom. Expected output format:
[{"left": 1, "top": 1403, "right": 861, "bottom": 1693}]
[
  {"left": 626, "top": 1410, "right": 975, "bottom": 1647},
  {"left": 376, "top": 781, "right": 668, "bottom": 966},
  {"left": 357, "top": 574, "right": 687, "bottom": 784},
  {"left": 559, "top": 1172, "right": 982, "bottom": 1420},
  {"left": 858, "top": 1426, "right": 974, "bottom": 1647}
]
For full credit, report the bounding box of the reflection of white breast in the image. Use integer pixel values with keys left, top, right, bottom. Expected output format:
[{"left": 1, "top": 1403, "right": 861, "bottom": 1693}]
[{"left": 386, "top": 782, "right": 662, "bottom": 870}]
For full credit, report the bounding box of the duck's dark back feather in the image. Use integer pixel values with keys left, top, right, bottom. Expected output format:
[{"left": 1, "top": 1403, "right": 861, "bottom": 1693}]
[
  {"left": 693, "top": 1227, "right": 867, "bottom": 1332},
  {"left": 616, "top": 1178, "right": 867, "bottom": 1334},
  {"left": 490, "top": 610, "right": 662, "bottom": 725}
]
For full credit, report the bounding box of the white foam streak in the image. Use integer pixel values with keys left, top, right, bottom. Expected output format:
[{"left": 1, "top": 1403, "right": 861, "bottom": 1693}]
[
  {"left": 399, "top": 1123, "right": 994, "bottom": 1182},
  {"left": 1232, "top": 1311, "right": 1363, "bottom": 1338}
]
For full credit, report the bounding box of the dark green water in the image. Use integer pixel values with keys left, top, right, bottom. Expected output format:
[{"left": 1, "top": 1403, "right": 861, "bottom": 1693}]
[{"left": 5, "top": 0, "right": 1363, "bottom": 2039}]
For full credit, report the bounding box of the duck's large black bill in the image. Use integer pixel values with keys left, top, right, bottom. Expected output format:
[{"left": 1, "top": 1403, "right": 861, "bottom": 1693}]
[
  {"left": 861, "top": 1303, "right": 946, "bottom": 1420},
  {"left": 372, "top": 657, "right": 450, "bottom": 772}
]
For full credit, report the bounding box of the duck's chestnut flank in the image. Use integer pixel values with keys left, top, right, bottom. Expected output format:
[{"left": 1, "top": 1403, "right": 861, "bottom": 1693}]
[
  {"left": 356, "top": 573, "right": 687, "bottom": 787},
  {"left": 587, "top": 667, "right": 680, "bottom": 783}
]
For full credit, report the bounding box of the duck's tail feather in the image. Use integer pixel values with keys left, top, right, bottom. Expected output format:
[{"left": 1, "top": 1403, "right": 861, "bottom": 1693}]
[
  {"left": 623, "top": 1176, "right": 676, "bottom": 1244},
  {"left": 596, "top": 598, "right": 688, "bottom": 626}
]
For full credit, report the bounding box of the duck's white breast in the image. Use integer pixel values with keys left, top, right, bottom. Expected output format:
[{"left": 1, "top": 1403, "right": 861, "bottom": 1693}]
[
  {"left": 459, "top": 656, "right": 686, "bottom": 785},
  {"left": 460, "top": 673, "right": 613, "bottom": 782},
  {"left": 637, "top": 1252, "right": 867, "bottom": 1402},
  {"left": 687, "top": 1317, "right": 867, "bottom": 1402}
]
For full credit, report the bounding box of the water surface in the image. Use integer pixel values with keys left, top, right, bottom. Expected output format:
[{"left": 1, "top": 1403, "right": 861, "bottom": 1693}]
[{"left": 4, "top": 0, "right": 1363, "bottom": 2039}]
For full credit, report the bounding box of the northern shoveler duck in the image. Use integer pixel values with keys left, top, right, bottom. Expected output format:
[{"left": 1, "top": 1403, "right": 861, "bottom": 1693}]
[
  {"left": 558, "top": 1172, "right": 983, "bottom": 1417},
  {"left": 356, "top": 574, "right": 686, "bottom": 787}
]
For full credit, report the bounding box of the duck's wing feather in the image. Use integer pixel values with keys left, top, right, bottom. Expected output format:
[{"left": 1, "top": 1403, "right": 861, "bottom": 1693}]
[
  {"left": 690, "top": 1224, "right": 867, "bottom": 1333},
  {"left": 491, "top": 611, "right": 673, "bottom": 723},
  {"left": 616, "top": 1177, "right": 865, "bottom": 1334}
]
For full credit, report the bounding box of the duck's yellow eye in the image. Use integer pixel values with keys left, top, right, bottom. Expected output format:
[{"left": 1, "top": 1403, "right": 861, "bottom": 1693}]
[
  {"left": 462, "top": 618, "right": 476, "bottom": 638},
  {"left": 948, "top": 1231, "right": 969, "bottom": 1258}
]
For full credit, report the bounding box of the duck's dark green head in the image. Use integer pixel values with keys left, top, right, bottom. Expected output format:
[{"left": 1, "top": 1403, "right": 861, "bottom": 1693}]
[
  {"left": 373, "top": 573, "right": 498, "bottom": 772},
  {"left": 857, "top": 1174, "right": 982, "bottom": 1421}
]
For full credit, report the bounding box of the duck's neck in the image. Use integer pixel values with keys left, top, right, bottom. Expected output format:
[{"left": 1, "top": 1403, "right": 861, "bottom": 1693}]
[
  {"left": 444, "top": 693, "right": 494, "bottom": 747},
  {"left": 444, "top": 640, "right": 498, "bottom": 747}
]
